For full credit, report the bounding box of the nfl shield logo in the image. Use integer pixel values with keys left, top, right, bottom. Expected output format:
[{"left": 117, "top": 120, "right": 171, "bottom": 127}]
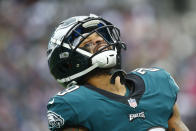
[{"left": 128, "top": 98, "right": 137, "bottom": 108}]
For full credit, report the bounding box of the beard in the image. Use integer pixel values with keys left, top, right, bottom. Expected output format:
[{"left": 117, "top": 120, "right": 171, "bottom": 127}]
[{"left": 77, "top": 68, "right": 114, "bottom": 85}]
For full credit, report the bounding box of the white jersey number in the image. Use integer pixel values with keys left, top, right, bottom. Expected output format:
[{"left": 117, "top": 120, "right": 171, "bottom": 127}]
[
  {"left": 57, "top": 85, "right": 79, "bottom": 96},
  {"left": 148, "top": 127, "right": 166, "bottom": 131},
  {"left": 134, "top": 68, "right": 159, "bottom": 75}
]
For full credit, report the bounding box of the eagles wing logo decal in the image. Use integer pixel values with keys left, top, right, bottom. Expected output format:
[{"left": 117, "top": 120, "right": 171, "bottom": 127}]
[{"left": 47, "top": 111, "right": 64, "bottom": 129}]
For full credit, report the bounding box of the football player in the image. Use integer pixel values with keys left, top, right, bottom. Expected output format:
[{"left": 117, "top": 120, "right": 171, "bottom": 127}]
[{"left": 46, "top": 14, "right": 189, "bottom": 131}]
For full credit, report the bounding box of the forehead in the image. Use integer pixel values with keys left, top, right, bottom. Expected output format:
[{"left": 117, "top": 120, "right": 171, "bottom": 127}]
[{"left": 84, "top": 32, "right": 99, "bottom": 40}]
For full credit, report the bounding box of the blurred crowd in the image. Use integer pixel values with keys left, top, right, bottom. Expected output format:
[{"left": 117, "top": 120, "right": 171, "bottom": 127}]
[{"left": 0, "top": 0, "right": 195, "bottom": 131}]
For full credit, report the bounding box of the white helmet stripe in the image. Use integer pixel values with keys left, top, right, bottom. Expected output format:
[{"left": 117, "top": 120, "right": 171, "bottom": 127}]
[
  {"left": 47, "top": 45, "right": 58, "bottom": 60},
  {"left": 50, "top": 38, "right": 93, "bottom": 57},
  {"left": 62, "top": 43, "right": 92, "bottom": 57}
]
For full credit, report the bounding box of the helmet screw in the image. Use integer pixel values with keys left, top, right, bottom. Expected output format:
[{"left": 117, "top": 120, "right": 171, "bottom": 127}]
[{"left": 76, "top": 64, "right": 80, "bottom": 67}]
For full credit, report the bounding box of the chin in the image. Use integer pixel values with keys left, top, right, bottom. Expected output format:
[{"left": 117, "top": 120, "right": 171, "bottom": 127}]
[
  {"left": 91, "top": 68, "right": 112, "bottom": 76},
  {"left": 78, "top": 68, "right": 113, "bottom": 85}
]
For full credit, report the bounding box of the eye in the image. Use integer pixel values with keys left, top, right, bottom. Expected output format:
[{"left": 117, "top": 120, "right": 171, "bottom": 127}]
[
  {"left": 83, "top": 42, "right": 93, "bottom": 48},
  {"left": 79, "top": 42, "right": 93, "bottom": 52}
]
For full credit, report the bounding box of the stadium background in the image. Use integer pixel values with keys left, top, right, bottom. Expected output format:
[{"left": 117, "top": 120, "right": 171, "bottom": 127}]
[{"left": 0, "top": 0, "right": 196, "bottom": 130}]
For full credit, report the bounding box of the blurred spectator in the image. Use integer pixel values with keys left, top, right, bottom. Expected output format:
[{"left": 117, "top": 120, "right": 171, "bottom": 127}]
[{"left": 0, "top": 0, "right": 195, "bottom": 130}]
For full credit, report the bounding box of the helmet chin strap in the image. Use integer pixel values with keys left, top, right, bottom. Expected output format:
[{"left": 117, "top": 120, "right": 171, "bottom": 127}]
[
  {"left": 57, "top": 63, "right": 99, "bottom": 83},
  {"left": 110, "top": 69, "right": 127, "bottom": 85},
  {"left": 91, "top": 50, "right": 117, "bottom": 68},
  {"left": 57, "top": 49, "right": 117, "bottom": 84}
]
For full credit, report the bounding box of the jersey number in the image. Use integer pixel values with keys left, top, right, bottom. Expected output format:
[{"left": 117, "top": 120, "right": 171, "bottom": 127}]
[
  {"left": 148, "top": 127, "right": 166, "bottom": 131},
  {"left": 57, "top": 85, "right": 79, "bottom": 96},
  {"left": 134, "top": 68, "right": 159, "bottom": 75}
]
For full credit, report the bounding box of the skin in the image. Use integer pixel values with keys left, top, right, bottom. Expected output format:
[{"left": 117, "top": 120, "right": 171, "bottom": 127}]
[
  {"left": 79, "top": 33, "right": 126, "bottom": 96},
  {"left": 62, "top": 33, "right": 189, "bottom": 131},
  {"left": 79, "top": 32, "right": 112, "bottom": 54},
  {"left": 168, "top": 104, "right": 189, "bottom": 131}
]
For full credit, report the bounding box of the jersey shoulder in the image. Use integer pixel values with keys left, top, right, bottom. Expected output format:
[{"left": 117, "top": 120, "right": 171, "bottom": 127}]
[
  {"left": 128, "top": 68, "right": 179, "bottom": 127},
  {"left": 47, "top": 85, "right": 90, "bottom": 109},
  {"left": 47, "top": 85, "right": 90, "bottom": 130},
  {"left": 130, "top": 67, "right": 179, "bottom": 95},
  {"left": 130, "top": 67, "right": 167, "bottom": 78},
  {"left": 130, "top": 67, "right": 174, "bottom": 82}
]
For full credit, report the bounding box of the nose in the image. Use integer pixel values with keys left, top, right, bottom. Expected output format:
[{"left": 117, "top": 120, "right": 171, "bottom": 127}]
[{"left": 92, "top": 35, "right": 104, "bottom": 45}]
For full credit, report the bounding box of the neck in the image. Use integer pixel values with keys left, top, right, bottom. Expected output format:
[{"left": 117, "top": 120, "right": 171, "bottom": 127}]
[{"left": 87, "top": 74, "right": 126, "bottom": 96}]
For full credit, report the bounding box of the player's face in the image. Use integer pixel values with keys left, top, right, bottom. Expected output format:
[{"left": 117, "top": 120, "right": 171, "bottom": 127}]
[{"left": 79, "top": 32, "right": 112, "bottom": 54}]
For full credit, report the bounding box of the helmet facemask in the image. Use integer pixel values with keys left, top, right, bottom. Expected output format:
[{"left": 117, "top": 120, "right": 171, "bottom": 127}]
[{"left": 65, "top": 19, "right": 121, "bottom": 52}]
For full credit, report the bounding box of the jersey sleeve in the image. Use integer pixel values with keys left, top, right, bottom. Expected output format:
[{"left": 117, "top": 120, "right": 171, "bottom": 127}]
[
  {"left": 167, "top": 73, "right": 180, "bottom": 101},
  {"left": 47, "top": 96, "right": 78, "bottom": 131}
]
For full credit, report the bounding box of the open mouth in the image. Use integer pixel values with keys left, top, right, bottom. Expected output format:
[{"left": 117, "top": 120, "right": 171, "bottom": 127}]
[{"left": 94, "top": 43, "right": 111, "bottom": 53}]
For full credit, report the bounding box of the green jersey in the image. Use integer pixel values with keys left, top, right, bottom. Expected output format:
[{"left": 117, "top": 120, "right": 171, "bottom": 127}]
[{"left": 47, "top": 68, "right": 179, "bottom": 131}]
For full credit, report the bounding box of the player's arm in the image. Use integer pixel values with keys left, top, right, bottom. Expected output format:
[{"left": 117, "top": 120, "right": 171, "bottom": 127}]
[{"left": 168, "top": 103, "right": 189, "bottom": 131}]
